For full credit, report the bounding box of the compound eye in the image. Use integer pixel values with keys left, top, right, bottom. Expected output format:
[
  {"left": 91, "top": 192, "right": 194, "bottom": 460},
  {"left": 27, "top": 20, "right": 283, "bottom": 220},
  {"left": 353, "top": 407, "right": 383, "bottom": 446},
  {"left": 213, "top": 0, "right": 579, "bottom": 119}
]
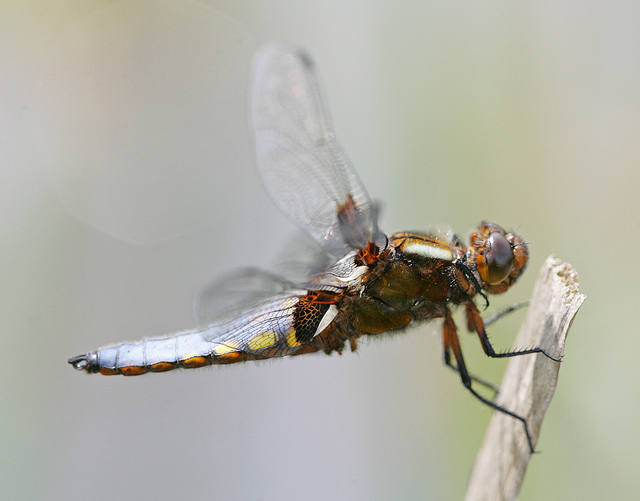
[{"left": 477, "top": 232, "right": 514, "bottom": 285}]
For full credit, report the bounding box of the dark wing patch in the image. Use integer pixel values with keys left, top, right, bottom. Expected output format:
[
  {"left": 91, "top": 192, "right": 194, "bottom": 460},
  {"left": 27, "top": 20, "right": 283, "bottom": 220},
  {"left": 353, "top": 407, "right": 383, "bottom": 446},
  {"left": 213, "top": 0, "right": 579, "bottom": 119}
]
[
  {"left": 292, "top": 291, "right": 341, "bottom": 343},
  {"left": 203, "top": 290, "right": 342, "bottom": 359}
]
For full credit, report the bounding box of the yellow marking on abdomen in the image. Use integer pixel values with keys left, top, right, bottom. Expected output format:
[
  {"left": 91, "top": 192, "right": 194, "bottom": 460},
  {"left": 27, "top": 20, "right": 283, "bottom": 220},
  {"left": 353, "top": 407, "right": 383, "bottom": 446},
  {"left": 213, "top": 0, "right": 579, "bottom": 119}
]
[
  {"left": 215, "top": 352, "right": 245, "bottom": 364},
  {"left": 120, "top": 366, "right": 148, "bottom": 376},
  {"left": 213, "top": 341, "right": 240, "bottom": 355},
  {"left": 149, "top": 362, "right": 176, "bottom": 372},
  {"left": 99, "top": 367, "right": 118, "bottom": 376},
  {"left": 182, "top": 356, "right": 209, "bottom": 368},
  {"left": 247, "top": 332, "right": 277, "bottom": 351}
]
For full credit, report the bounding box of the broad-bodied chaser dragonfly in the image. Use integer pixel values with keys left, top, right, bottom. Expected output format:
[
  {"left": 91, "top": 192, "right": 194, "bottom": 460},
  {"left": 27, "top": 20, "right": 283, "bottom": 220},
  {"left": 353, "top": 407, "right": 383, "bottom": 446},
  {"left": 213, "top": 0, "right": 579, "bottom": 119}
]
[{"left": 69, "top": 45, "right": 559, "bottom": 452}]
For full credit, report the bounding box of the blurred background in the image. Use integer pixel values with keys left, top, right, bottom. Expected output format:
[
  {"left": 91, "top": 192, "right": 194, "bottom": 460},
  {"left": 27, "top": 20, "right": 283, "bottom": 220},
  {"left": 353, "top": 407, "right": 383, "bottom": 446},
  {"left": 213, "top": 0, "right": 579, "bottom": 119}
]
[{"left": 1, "top": 1, "right": 638, "bottom": 499}]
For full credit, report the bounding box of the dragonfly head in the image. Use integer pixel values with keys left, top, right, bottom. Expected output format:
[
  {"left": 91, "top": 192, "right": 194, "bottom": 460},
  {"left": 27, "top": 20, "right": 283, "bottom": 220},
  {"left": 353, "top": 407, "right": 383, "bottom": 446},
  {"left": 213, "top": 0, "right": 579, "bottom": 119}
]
[{"left": 468, "top": 222, "right": 528, "bottom": 295}]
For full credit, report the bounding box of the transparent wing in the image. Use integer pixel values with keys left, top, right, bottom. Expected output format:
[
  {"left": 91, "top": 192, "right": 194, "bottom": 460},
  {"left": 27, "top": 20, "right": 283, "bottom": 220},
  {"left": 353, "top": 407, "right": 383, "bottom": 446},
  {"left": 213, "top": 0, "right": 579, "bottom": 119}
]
[
  {"left": 270, "top": 229, "right": 334, "bottom": 283},
  {"left": 202, "top": 294, "right": 302, "bottom": 357},
  {"left": 251, "top": 45, "right": 383, "bottom": 255},
  {"left": 193, "top": 264, "right": 347, "bottom": 328},
  {"left": 193, "top": 267, "right": 303, "bottom": 327}
]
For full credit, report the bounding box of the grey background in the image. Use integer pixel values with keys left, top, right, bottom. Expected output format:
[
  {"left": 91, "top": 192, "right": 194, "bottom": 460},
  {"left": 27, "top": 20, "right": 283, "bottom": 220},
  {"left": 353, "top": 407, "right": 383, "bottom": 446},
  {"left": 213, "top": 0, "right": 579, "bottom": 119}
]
[{"left": 2, "top": 1, "right": 638, "bottom": 499}]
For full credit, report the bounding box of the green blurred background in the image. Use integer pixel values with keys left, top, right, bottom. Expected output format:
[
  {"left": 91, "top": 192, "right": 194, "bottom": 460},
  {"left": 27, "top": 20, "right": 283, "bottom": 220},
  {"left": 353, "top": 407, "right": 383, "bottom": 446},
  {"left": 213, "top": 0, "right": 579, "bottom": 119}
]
[{"left": 2, "top": 1, "right": 637, "bottom": 499}]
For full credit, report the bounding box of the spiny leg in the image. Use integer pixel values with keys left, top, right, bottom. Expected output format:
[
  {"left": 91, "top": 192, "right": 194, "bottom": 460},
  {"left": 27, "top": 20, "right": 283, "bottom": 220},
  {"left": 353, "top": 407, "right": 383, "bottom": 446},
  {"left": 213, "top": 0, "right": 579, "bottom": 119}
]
[
  {"left": 443, "top": 335, "right": 499, "bottom": 395},
  {"left": 483, "top": 301, "right": 529, "bottom": 328},
  {"left": 443, "top": 310, "right": 536, "bottom": 453},
  {"left": 446, "top": 299, "right": 529, "bottom": 393},
  {"left": 466, "top": 302, "right": 562, "bottom": 362}
]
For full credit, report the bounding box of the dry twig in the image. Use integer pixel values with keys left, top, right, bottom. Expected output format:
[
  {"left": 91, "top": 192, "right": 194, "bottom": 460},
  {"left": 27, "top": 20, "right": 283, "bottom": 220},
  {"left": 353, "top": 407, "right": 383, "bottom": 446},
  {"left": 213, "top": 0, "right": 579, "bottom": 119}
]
[{"left": 464, "top": 256, "right": 585, "bottom": 501}]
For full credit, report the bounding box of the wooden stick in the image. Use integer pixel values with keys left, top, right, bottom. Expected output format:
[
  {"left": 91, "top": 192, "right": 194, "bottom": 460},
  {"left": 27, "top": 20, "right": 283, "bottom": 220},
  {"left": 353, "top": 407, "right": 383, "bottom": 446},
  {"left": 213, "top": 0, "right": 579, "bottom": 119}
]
[{"left": 464, "top": 256, "right": 585, "bottom": 501}]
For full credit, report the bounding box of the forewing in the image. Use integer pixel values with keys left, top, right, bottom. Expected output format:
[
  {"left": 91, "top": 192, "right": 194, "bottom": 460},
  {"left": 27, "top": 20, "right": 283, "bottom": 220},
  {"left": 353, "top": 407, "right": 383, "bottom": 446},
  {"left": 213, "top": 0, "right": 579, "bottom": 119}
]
[{"left": 251, "top": 45, "right": 382, "bottom": 254}]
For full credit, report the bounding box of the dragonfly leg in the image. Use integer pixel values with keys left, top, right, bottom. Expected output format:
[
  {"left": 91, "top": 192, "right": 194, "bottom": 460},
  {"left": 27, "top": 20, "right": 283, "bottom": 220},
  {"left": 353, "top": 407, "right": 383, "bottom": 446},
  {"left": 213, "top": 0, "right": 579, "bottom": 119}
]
[
  {"left": 466, "top": 302, "right": 562, "bottom": 362},
  {"left": 444, "top": 310, "right": 536, "bottom": 453},
  {"left": 483, "top": 301, "right": 529, "bottom": 328},
  {"left": 443, "top": 336, "right": 499, "bottom": 395}
]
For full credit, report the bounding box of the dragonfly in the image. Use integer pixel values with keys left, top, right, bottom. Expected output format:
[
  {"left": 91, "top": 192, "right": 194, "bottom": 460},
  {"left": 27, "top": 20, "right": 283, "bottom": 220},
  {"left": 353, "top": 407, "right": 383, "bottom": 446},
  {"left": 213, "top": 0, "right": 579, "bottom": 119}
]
[{"left": 69, "top": 45, "right": 559, "bottom": 453}]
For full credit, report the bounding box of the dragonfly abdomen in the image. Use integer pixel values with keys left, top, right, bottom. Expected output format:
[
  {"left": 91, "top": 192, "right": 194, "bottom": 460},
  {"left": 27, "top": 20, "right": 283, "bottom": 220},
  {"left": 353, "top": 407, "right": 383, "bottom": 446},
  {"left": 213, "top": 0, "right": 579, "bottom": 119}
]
[
  {"left": 69, "top": 293, "right": 344, "bottom": 375},
  {"left": 68, "top": 328, "right": 251, "bottom": 376}
]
